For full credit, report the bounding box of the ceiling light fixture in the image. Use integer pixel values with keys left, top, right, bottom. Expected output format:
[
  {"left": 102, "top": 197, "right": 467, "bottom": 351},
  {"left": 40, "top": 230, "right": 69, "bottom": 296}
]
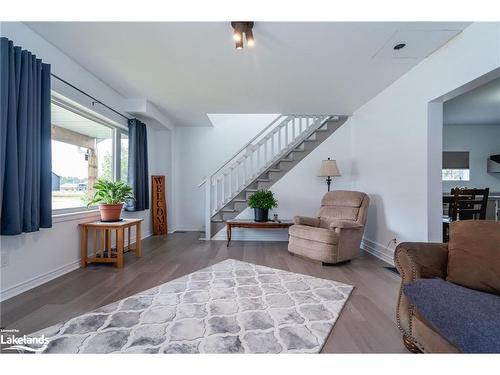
[
  {"left": 231, "top": 22, "right": 255, "bottom": 50},
  {"left": 235, "top": 37, "right": 243, "bottom": 50},
  {"left": 233, "top": 23, "right": 242, "bottom": 42},
  {"left": 246, "top": 28, "right": 255, "bottom": 47}
]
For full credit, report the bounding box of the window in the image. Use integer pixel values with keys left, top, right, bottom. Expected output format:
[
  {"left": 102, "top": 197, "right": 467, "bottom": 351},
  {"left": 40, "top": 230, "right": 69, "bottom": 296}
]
[
  {"left": 442, "top": 169, "right": 470, "bottom": 181},
  {"left": 51, "top": 96, "right": 128, "bottom": 212},
  {"left": 442, "top": 151, "right": 470, "bottom": 182}
]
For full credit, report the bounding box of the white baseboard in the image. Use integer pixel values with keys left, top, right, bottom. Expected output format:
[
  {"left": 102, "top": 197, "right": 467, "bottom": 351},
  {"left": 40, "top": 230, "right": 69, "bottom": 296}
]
[
  {"left": 170, "top": 227, "right": 203, "bottom": 233},
  {"left": 0, "top": 259, "right": 81, "bottom": 302},
  {"left": 361, "top": 238, "right": 395, "bottom": 265}
]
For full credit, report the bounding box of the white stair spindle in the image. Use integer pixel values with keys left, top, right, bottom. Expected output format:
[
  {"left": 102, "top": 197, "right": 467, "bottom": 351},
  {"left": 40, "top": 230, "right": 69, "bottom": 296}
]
[
  {"left": 243, "top": 157, "right": 247, "bottom": 186},
  {"left": 205, "top": 179, "right": 211, "bottom": 238},
  {"left": 271, "top": 133, "right": 275, "bottom": 157},
  {"left": 211, "top": 179, "right": 216, "bottom": 215},
  {"left": 257, "top": 146, "right": 261, "bottom": 172},
  {"left": 236, "top": 163, "right": 239, "bottom": 190},
  {"left": 250, "top": 152, "right": 254, "bottom": 178},
  {"left": 228, "top": 168, "right": 232, "bottom": 199},
  {"left": 221, "top": 174, "right": 225, "bottom": 204},
  {"left": 217, "top": 175, "right": 221, "bottom": 207},
  {"left": 278, "top": 128, "right": 281, "bottom": 154},
  {"left": 265, "top": 139, "right": 268, "bottom": 164},
  {"left": 285, "top": 120, "right": 289, "bottom": 145}
]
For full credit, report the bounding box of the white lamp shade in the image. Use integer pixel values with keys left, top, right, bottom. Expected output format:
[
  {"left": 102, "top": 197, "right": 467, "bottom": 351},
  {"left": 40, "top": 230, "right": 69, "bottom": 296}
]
[{"left": 317, "top": 159, "right": 341, "bottom": 177}]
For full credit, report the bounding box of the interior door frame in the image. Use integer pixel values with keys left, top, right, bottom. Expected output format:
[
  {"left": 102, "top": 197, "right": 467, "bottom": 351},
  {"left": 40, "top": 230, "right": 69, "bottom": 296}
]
[{"left": 426, "top": 67, "right": 500, "bottom": 242}]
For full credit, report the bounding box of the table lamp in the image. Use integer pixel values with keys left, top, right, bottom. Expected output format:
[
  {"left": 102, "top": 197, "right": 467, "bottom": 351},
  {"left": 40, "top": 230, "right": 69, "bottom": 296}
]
[{"left": 317, "top": 158, "right": 341, "bottom": 192}]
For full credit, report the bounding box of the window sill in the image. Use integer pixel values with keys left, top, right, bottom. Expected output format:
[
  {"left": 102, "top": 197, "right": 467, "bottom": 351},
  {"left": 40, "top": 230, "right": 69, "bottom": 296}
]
[{"left": 52, "top": 209, "right": 100, "bottom": 224}]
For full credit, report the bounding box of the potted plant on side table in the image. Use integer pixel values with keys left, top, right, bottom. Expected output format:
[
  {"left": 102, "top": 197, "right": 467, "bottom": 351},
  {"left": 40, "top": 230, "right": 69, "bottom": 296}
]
[
  {"left": 247, "top": 189, "right": 278, "bottom": 222},
  {"left": 87, "top": 179, "right": 135, "bottom": 222}
]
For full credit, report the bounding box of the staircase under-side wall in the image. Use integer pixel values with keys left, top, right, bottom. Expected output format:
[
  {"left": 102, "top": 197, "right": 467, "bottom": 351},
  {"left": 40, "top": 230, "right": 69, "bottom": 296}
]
[{"left": 200, "top": 114, "right": 348, "bottom": 239}]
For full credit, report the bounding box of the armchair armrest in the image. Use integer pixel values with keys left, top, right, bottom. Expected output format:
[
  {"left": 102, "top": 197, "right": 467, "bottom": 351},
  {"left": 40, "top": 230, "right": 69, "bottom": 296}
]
[
  {"left": 327, "top": 220, "right": 364, "bottom": 230},
  {"left": 394, "top": 242, "right": 449, "bottom": 282},
  {"left": 394, "top": 242, "right": 449, "bottom": 345},
  {"left": 293, "top": 216, "right": 320, "bottom": 227}
]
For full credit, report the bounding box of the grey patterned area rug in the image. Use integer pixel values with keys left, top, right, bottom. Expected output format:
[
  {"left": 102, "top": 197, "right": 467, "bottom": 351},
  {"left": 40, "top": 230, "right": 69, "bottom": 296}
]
[{"left": 29, "top": 259, "right": 353, "bottom": 353}]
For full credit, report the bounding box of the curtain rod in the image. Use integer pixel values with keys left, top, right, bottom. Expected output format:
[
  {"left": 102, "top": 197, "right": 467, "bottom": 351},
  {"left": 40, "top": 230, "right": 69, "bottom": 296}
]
[{"left": 50, "top": 73, "right": 132, "bottom": 121}]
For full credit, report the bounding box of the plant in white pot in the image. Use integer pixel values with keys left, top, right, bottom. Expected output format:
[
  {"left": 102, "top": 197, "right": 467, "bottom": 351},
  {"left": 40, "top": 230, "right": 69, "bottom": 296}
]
[
  {"left": 247, "top": 189, "right": 278, "bottom": 222},
  {"left": 87, "top": 179, "right": 135, "bottom": 222}
]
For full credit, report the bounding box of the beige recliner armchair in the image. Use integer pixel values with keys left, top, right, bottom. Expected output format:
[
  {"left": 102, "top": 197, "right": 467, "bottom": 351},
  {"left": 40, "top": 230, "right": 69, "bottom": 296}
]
[{"left": 288, "top": 191, "right": 369, "bottom": 264}]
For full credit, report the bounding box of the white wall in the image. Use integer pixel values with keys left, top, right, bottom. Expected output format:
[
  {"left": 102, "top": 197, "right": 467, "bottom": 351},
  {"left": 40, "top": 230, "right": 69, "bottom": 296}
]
[
  {"left": 442, "top": 124, "right": 500, "bottom": 192},
  {"left": 172, "top": 114, "right": 279, "bottom": 231},
  {"left": 212, "top": 120, "right": 354, "bottom": 240},
  {"left": 348, "top": 22, "right": 500, "bottom": 262},
  {"left": 0, "top": 23, "right": 173, "bottom": 301}
]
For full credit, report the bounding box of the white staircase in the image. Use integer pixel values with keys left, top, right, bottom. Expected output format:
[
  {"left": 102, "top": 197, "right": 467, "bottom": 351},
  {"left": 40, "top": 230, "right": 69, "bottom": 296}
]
[{"left": 200, "top": 114, "right": 348, "bottom": 239}]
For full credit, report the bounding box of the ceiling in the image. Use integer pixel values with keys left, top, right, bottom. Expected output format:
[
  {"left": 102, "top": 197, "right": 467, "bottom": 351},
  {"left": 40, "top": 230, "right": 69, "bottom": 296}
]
[
  {"left": 26, "top": 22, "right": 470, "bottom": 127},
  {"left": 444, "top": 77, "right": 500, "bottom": 126}
]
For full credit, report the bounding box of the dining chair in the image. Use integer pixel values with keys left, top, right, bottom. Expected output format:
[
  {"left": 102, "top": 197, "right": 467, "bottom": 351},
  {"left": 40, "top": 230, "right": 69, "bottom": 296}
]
[{"left": 443, "top": 187, "right": 489, "bottom": 242}]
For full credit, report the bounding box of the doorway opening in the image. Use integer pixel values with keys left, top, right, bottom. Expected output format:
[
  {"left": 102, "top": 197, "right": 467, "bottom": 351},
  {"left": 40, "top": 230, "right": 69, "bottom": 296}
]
[{"left": 427, "top": 68, "right": 500, "bottom": 242}]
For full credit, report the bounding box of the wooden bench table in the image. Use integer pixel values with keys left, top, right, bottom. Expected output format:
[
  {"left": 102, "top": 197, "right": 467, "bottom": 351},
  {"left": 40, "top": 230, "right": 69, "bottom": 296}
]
[
  {"left": 80, "top": 218, "right": 143, "bottom": 268},
  {"left": 226, "top": 219, "right": 293, "bottom": 246}
]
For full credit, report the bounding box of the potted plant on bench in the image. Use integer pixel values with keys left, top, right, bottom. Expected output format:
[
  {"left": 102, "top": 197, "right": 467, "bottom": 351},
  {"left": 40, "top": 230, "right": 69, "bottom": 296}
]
[
  {"left": 248, "top": 189, "right": 278, "bottom": 222},
  {"left": 87, "top": 179, "right": 135, "bottom": 222}
]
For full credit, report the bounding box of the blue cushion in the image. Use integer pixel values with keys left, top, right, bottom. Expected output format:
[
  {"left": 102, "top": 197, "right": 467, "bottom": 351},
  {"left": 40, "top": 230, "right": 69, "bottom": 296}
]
[{"left": 403, "top": 278, "right": 500, "bottom": 353}]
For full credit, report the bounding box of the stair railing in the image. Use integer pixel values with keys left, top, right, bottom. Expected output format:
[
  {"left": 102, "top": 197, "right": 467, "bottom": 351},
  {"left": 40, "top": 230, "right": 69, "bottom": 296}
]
[{"left": 200, "top": 114, "right": 332, "bottom": 239}]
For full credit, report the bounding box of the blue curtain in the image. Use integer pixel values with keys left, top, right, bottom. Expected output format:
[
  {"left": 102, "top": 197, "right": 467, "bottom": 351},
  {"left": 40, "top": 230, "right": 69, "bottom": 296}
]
[
  {"left": 0, "top": 37, "right": 52, "bottom": 235},
  {"left": 127, "top": 118, "right": 149, "bottom": 211}
]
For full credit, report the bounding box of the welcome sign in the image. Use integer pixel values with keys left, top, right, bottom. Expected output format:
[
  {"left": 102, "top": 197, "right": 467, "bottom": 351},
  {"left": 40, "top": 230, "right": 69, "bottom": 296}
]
[{"left": 152, "top": 175, "right": 168, "bottom": 235}]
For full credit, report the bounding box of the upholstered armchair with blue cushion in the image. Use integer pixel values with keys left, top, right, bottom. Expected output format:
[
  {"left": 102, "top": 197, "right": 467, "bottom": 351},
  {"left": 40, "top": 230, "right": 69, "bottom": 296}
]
[{"left": 395, "top": 220, "right": 500, "bottom": 353}]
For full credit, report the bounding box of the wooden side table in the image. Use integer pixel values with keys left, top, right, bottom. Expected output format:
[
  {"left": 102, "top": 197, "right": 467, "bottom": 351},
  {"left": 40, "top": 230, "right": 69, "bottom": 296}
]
[
  {"left": 79, "top": 218, "right": 143, "bottom": 268},
  {"left": 226, "top": 219, "right": 294, "bottom": 246}
]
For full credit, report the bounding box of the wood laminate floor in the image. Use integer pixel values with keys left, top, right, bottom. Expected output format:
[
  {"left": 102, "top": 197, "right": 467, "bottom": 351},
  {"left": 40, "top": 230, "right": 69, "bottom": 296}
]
[{"left": 0, "top": 233, "right": 407, "bottom": 353}]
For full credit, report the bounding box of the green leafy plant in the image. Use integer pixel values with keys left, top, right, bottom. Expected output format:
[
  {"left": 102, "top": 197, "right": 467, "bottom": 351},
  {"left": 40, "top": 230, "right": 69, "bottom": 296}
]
[
  {"left": 247, "top": 190, "right": 278, "bottom": 209},
  {"left": 87, "top": 179, "right": 135, "bottom": 206}
]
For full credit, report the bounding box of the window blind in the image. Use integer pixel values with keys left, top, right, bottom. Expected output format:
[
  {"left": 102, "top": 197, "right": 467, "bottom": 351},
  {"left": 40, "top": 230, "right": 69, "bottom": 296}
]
[{"left": 442, "top": 151, "right": 470, "bottom": 169}]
